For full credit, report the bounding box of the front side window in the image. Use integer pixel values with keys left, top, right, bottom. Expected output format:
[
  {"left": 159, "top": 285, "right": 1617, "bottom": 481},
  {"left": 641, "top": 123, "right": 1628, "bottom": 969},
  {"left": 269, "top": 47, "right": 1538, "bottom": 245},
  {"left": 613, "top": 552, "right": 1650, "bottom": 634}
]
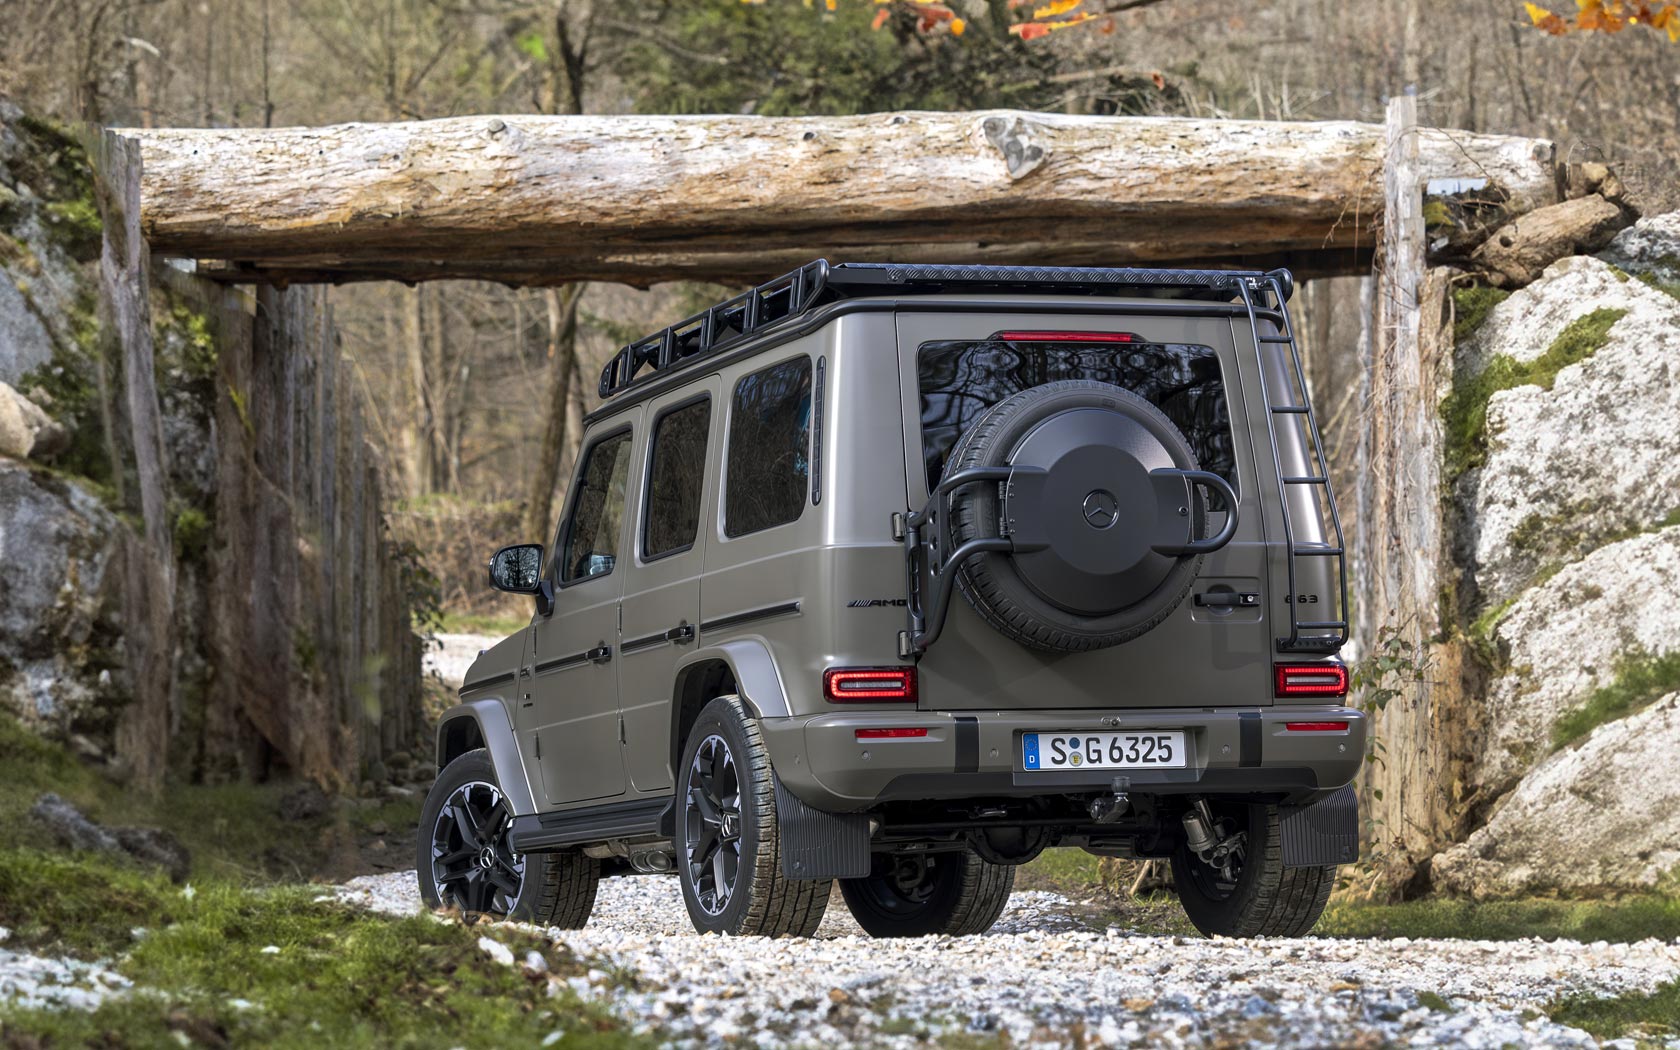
[
  {"left": 917, "top": 338, "right": 1236, "bottom": 491},
  {"left": 559, "top": 429, "right": 633, "bottom": 583},
  {"left": 643, "top": 398, "right": 711, "bottom": 559},
  {"left": 726, "top": 356, "right": 812, "bottom": 537}
]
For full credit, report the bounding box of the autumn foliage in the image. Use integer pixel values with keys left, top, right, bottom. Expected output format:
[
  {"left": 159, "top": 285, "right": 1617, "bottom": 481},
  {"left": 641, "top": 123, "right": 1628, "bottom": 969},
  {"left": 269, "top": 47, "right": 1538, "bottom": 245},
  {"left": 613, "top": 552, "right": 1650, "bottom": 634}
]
[
  {"left": 1524, "top": 0, "right": 1680, "bottom": 40},
  {"left": 742, "top": 0, "right": 1129, "bottom": 40}
]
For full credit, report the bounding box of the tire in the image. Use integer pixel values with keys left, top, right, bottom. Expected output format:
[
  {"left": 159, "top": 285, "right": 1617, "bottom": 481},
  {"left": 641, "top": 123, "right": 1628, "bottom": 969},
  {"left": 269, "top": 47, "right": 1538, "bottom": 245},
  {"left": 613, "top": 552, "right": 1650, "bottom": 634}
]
[
  {"left": 840, "top": 851, "right": 1015, "bottom": 937},
  {"left": 417, "top": 749, "right": 599, "bottom": 928},
  {"left": 1169, "top": 801, "right": 1334, "bottom": 938},
  {"left": 946, "top": 380, "right": 1208, "bottom": 653},
  {"left": 677, "top": 695, "right": 831, "bottom": 937}
]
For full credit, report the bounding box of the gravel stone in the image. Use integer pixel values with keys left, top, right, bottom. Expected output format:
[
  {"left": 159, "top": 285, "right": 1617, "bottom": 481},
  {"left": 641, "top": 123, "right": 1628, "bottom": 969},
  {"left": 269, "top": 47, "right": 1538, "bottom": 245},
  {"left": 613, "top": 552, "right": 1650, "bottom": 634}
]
[
  {"left": 336, "top": 870, "right": 1680, "bottom": 1048},
  {"left": 0, "top": 946, "right": 131, "bottom": 1012}
]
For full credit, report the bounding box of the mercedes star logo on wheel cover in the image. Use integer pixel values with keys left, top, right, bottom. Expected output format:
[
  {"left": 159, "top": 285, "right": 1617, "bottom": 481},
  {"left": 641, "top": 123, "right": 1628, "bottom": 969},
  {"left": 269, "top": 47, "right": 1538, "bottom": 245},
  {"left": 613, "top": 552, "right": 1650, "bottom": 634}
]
[{"left": 1082, "top": 489, "right": 1120, "bottom": 529}]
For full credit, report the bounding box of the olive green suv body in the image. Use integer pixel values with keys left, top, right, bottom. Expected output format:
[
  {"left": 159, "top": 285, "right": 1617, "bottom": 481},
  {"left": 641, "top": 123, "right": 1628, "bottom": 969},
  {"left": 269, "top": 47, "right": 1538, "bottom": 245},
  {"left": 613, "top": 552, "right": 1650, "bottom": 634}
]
[{"left": 419, "top": 262, "right": 1365, "bottom": 939}]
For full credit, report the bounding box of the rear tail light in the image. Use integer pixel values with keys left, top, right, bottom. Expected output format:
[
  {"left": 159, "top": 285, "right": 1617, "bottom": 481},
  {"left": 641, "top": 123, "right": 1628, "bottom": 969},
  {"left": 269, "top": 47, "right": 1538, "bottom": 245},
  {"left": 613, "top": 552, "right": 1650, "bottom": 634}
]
[
  {"left": 824, "top": 667, "right": 917, "bottom": 703},
  {"left": 854, "top": 728, "right": 928, "bottom": 740},
  {"left": 1274, "top": 663, "right": 1349, "bottom": 698},
  {"left": 1284, "top": 721, "right": 1350, "bottom": 732},
  {"left": 993, "top": 330, "right": 1137, "bottom": 343}
]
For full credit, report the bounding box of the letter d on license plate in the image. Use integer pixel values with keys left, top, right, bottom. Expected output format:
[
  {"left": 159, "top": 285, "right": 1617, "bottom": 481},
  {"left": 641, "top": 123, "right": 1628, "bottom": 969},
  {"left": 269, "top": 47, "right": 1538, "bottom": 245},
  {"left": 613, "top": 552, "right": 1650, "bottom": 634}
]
[{"left": 1022, "top": 731, "right": 1187, "bottom": 771}]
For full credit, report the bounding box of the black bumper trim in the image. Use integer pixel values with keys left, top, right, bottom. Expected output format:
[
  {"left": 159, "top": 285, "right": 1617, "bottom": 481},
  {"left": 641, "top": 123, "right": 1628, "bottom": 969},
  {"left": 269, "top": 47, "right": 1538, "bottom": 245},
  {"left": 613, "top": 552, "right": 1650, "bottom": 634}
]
[
  {"left": 954, "top": 716, "right": 979, "bottom": 773},
  {"left": 1239, "top": 711, "right": 1262, "bottom": 768},
  {"left": 870, "top": 766, "right": 1325, "bottom": 806}
]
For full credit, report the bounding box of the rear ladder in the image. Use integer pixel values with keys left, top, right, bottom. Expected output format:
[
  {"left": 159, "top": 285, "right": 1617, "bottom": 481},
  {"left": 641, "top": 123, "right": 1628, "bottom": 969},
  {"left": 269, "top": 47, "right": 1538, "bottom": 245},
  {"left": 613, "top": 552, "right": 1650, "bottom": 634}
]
[{"left": 1237, "top": 274, "right": 1349, "bottom": 653}]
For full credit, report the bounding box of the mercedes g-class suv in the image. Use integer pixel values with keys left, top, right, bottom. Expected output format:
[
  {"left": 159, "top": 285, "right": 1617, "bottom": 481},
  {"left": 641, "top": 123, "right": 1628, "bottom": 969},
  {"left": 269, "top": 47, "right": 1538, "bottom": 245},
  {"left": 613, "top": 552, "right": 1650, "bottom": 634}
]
[{"left": 418, "top": 262, "right": 1363, "bottom": 939}]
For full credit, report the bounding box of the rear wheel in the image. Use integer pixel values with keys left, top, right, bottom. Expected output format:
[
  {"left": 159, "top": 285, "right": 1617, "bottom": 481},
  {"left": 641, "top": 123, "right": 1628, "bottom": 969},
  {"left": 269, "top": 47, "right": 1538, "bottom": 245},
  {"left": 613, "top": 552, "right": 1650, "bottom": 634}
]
[
  {"left": 840, "top": 851, "right": 1015, "bottom": 937},
  {"left": 677, "top": 696, "right": 831, "bottom": 936},
  {"left": 1169, "top": 801, "right": 1333, "bottom": 937},
  {"left": 417, "top": 749, "right": 599, "bottom": 928}
]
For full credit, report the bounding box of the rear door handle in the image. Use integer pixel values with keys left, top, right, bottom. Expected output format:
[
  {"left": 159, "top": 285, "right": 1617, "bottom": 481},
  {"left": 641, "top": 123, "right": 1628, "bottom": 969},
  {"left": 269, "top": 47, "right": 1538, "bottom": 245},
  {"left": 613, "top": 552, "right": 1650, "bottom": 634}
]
[
  {"left": 664, "top": 623, "right": 696, "bottom": 645},
  {"left": 587, "top": 644, "right": 613, "bottom": 664},
  {"left": 1195, "top": 592, "right": 1259, "bottom": 608}
]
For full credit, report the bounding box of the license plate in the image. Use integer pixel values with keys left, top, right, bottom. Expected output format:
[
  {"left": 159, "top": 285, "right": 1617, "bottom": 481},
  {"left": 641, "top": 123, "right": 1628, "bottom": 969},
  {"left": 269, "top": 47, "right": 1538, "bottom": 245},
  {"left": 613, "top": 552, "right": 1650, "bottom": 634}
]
[{"left": 1022, "top": 731, "right": 1187, "bottom": 771}]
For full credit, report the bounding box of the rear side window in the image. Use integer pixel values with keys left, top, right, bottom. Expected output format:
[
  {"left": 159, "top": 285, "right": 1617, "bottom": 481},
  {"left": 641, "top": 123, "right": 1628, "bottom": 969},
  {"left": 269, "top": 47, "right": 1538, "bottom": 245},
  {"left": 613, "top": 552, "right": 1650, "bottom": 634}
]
[
  {"left": 559, "top": 429, "right": 633, "bottom": 583},
  {"left": 917, "top": 338, "right": 1236, "bottom": 491},
  {"left": 726, "top": 356, "right": 812, "bottom": 537},
  {"left": 643, "top": 398, "right": 711, "bottom": 559}
]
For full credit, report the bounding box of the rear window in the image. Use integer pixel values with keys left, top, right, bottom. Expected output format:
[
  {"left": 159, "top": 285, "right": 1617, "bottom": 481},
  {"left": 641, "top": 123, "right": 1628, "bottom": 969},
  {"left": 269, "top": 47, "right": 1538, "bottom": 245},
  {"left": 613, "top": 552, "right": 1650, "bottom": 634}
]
[{"left": 917, "top": 337, "right": 1236, "bottom": 491}]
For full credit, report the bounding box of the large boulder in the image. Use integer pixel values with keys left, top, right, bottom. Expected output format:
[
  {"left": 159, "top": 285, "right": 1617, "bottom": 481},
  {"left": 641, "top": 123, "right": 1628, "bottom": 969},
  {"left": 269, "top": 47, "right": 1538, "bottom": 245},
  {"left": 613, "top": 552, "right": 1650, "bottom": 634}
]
[
  {"left": 0, "top": 381, "right": 68, "bottom": 460},
  {"left": 1598, "top": 211, "right": 1680, "bottom": 286},
  {"left": 0, "top": 459, "right": 124, "bottom": 732},
  {"left": 1432, "top": 691, "right": 1680, "bottom": 898},
  {"left": 1475, "top": 526, "right": 1680, "bottom": 796},
  {"left": 1456, "top": 255, "right": 1680, "bottom": 609}
]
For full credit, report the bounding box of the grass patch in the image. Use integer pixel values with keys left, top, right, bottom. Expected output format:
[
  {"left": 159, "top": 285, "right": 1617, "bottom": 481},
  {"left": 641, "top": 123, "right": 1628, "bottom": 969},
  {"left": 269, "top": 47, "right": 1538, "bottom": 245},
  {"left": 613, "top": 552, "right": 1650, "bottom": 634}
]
[
  {"left": 1550, "top": 980, "right": 1680, "bottom": 1040},
  {"left": 1451, "top": 284, "right": 1511, "bottom": 344},
  {"left": 437, "top": 610, "right": 530, "bottom": 637},
  {"left": 1318, "top": 894, "right": 1680, "bottom": 942},
  {"left": 1442, "top": 306, "right": 1626, "bottom": 482},
  {"left": 0, "top": 713, "right": 417, "bottom": 884},
  {"left": 0, "top": 852, "right": 644, "bottom": 1049},
  {"left": 1550, "top": 649, "right": 1680, "bottom": 752},
  {"left": 0, "top": 848, "right": 186, "bottom": 958}
]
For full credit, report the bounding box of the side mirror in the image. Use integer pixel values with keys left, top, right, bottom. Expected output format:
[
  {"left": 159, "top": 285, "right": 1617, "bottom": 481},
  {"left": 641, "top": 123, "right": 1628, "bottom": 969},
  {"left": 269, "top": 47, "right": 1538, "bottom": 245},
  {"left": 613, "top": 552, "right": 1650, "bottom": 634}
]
[{"left": 488, "top": 544, "right": 544, "bottom": 594}]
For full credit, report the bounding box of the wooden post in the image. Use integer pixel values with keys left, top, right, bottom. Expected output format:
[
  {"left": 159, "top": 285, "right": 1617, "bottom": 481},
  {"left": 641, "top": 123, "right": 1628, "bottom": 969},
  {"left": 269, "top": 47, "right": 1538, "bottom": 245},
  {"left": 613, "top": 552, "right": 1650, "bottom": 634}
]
[
  {"left": 95, "top": 130, "right": 176, "bottom": 793},
  {"left": 1356, "top": 95, "right": 1468, "bottom": 894}
]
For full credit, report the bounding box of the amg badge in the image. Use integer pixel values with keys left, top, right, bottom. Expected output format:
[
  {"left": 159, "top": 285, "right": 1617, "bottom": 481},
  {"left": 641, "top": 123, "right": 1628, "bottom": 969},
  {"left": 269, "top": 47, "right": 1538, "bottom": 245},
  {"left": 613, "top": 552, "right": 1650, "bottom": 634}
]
[{"left": 846, "top": 598, "right": 908, "bottom": 608}]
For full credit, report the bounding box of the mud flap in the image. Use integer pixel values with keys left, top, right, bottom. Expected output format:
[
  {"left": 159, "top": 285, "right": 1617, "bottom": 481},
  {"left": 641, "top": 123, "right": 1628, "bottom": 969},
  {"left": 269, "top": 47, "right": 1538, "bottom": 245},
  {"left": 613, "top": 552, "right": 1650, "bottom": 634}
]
[
  {"left": 1279, "top": 784, "right": 1358, "bottom": 867},
  {"left": 774, "top": 776, "right": 871, "bottom": 879}
]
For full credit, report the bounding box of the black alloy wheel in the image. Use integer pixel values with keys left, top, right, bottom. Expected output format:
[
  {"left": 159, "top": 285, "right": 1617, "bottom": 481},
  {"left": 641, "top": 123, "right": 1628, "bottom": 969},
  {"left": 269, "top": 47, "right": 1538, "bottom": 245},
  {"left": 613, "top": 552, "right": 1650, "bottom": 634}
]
[
  {"left": 839, "top": 850, "right": 1015, "bottom": 937},
  {"left": 683, "top": 733, "right": 743, "bottom": 918},
  {"left": 429, "top": 779, "right": 524, "bottom": 922}
]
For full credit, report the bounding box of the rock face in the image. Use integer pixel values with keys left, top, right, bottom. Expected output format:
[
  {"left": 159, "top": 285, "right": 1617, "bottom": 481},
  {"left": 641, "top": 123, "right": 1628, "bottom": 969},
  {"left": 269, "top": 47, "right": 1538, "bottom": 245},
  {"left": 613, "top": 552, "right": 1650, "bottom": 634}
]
[
  {"left": 0, "top": 460, "right": 123, "bottom": 732},
  {"left": 1432, "top": 692, "right": 1680, "bottom": 897},
  {"left": 1599, "top": 211, "right": 1680, "bottom": 285}
]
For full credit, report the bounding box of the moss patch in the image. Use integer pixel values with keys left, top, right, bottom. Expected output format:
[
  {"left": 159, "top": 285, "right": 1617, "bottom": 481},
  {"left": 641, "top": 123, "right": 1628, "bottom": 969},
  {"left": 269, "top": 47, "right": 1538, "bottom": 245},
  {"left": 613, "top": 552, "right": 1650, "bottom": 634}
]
[
  {"left": 1550, "top": 649, "right": 1680, "bottom": 752},
  {"left": 0, "top": 852, "right": 644, "bottom": 1049},
  {"left": 1636, "top": 270, "right": 1680, "bottom": 302},
  {"left": 1550, "top": 980, "right": 1680, "bottom": 1041},
  {"left": 1450, "top": 284, "right": 1510, "bottom": 344},
  {"left": 0, "top": 847, "right": 186, "bottom": 958},
  {"left": 1442, "top": 306, "right": 1627, "bottom": 483},
  {"left": 1318, "top": 894, "right": 1680, "bottom": 942}
]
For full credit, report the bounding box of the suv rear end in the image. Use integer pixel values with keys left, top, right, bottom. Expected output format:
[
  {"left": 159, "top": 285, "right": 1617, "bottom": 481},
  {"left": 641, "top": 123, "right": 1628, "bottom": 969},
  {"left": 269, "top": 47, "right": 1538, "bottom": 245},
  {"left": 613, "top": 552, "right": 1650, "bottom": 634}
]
[{"left": 757, "top": 265, "right": 1363, "bottom": 937}]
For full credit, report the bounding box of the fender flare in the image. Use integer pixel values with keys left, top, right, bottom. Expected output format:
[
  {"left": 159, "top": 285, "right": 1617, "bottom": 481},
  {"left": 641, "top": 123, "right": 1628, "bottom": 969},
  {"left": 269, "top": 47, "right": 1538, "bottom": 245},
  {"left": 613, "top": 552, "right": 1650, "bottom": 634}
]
[
  {"left": 434, "top": 697, "right": 539, "bottom": 817},
  {"left": 673, "top": 638, "right": 791, "bottom": 718}
]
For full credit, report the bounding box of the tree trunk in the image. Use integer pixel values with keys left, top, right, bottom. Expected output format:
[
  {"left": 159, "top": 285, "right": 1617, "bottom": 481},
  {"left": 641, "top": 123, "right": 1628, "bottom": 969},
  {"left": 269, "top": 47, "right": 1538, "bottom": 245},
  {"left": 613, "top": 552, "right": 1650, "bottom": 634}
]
[
  {"left": 125, "top": 111, "right": 1563, "bottom": 286},
  {"left": 523, "top": 283, "right": 582, "bottom": 543}
]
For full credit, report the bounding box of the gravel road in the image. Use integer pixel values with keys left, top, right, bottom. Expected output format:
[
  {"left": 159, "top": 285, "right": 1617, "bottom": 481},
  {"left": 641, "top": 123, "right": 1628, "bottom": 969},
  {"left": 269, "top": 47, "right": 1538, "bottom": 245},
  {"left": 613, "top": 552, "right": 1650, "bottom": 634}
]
[
  {"left": 335, "top": 871, "right": 1680, "bottom": 1049},
  {"left": 424, "top": 632, "right": 500, "bottom": 690}
]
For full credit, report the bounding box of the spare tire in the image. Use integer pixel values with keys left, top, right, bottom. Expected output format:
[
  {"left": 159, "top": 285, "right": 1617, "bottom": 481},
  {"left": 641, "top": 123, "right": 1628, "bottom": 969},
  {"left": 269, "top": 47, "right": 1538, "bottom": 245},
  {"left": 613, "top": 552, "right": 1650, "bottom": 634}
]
[{"left": 946, "top": 380, "right": 1211, "bottom": 653}]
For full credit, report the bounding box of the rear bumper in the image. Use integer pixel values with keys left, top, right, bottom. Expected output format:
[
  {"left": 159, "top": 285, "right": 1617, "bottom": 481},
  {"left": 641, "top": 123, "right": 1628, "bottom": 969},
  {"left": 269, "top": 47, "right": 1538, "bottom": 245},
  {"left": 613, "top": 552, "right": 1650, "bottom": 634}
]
[{"left": 762, "top": 705, "right": 1366, "bottom": 812}]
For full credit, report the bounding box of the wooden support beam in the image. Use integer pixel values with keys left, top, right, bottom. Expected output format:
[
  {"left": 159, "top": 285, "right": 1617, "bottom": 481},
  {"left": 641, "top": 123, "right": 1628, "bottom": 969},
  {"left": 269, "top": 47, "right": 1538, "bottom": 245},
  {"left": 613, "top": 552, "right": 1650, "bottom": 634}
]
[
  {"left": 123, "top": 111, "right": 1562, "bottom": 287},
  {"left": 95, "top": 130, "right": 177, "bottom": 793}
]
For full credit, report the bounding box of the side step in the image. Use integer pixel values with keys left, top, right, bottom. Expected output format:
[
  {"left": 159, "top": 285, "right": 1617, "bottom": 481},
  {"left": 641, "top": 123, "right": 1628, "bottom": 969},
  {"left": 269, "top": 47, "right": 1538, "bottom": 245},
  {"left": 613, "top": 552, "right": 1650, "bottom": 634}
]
[{"left": 508, "top": 796, "right": 669, "bottom": 853}]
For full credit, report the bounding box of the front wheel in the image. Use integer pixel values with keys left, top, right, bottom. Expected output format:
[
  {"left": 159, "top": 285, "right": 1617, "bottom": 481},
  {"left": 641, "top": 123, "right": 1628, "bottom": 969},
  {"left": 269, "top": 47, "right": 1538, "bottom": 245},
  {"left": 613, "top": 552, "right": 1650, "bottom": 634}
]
[
  {"left": 1169, "top": 801, "right": 1334, "bottom": 937},
  {"left": 840, "top": 851, "right": 1015, "bottom": 937},
  {"left": 677, "top": 695, "right": 831, "bottom": 936},
  {"left": 417, "top": 749, "right": 599, "bottom": 927}
]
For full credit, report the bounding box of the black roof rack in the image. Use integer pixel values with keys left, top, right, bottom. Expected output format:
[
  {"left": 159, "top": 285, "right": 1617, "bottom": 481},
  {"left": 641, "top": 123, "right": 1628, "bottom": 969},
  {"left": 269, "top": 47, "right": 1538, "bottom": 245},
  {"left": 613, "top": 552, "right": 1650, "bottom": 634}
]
[{"left": 597, "top": 260, "right": 1293, "bottom": 400}]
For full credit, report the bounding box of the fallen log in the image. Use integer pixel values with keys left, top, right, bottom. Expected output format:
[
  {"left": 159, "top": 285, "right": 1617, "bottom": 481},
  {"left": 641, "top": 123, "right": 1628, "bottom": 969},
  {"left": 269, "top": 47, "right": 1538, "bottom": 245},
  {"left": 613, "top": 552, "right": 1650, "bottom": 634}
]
[{"left": 126, "top": 111, "right": 1562, "bottom": 286}]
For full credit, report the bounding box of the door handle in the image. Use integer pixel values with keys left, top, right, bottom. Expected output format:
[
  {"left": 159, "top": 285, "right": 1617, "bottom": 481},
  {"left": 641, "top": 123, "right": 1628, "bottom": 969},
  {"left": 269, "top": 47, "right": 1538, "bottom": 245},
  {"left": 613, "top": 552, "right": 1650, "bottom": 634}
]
[
  {"left": 664, "top": 623, "right": 696, "bottom": 645},
  {"left": 586, "top": 644, "right": 613, "bottom": 665},
  {"left": 1195, "top": 592, "right": 1260, "bottom": 608}
]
